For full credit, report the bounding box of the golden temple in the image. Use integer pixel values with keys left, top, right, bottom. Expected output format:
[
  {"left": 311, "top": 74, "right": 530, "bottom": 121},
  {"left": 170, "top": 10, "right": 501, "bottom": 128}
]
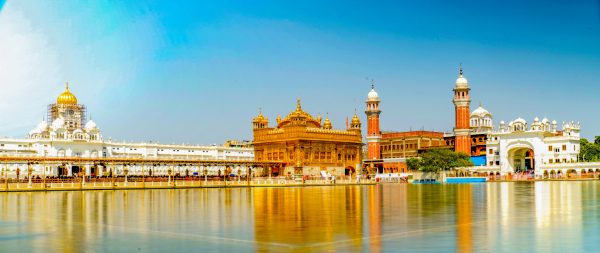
[{"left": 252, "top": 99, "right": 363, "bottom": 177}]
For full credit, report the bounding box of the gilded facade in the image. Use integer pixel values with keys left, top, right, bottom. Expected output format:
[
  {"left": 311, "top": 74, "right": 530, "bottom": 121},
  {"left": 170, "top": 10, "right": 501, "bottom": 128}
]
[{"left": 252, "top": 99, "right": 363, "bottom": 177}]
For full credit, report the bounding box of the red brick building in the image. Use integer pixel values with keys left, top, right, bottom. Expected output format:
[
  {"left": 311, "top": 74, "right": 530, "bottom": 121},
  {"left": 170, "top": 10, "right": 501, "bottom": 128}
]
[{"left": 362, "top": 66, "right": 493, "bottom": 173}]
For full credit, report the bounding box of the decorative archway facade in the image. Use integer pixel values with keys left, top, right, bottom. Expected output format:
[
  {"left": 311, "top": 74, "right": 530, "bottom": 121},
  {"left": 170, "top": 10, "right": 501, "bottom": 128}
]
[
  {"left": 504, "top": 141, "right": 538, "bottom": 174},
  {"left": 487, "top": 120, "right": 581, "bottom": 176}
]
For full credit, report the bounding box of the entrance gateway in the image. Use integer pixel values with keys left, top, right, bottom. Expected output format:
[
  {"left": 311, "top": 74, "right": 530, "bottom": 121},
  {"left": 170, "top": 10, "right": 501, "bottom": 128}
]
[
  {"left": 508, "top": 147, "right": 535, "bottom": 173},
  {"left": 500, "top": 140, "right": 540, "bottom": 175}
]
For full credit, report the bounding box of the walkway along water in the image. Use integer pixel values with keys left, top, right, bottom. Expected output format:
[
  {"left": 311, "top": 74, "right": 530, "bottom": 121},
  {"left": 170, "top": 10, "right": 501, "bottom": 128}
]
[{"left": 1, "top": 176, "right": 378, "bottom": 192}]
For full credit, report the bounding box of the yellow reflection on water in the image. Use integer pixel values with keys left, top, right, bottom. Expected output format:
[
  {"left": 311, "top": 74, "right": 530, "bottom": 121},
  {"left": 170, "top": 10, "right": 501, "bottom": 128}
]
[
  {"left": 534, "top": 181, "right": 584, "bottom": 252},
  {"left": 482, "top": 181, "right": 594, "bottom": 252},
  {"left": 456, "top": 184, "right": 473, "bottom": 253},
  {"left": 252, "top": 186, "right": 373, "bottom": 252},
  {"left": 1, "top": 182, "right": 599, "bottom": 252}
]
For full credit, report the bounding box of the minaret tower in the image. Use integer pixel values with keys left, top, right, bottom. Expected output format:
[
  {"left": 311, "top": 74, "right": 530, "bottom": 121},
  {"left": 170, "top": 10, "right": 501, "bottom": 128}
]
[
  {"left": 453, "top": 65, "right": 471, "bottom": 155},
  {"left": 365, "top": 83, "right": 381, "bottom": 160}
]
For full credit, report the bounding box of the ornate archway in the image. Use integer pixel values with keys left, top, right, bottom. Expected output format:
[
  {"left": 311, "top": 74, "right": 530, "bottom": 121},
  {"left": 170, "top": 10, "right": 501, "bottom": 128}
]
[
  {"left": 508, "top": 148, "right": 535, "bottom": 173},
  {"left": 506, "top": 141, "right": 536, "bottom": 173}
]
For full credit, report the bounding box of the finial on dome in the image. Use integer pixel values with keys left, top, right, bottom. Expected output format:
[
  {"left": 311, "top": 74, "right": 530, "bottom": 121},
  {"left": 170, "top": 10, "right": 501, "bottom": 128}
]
[
  {"left": 479, "top": 101, "right": 482, "bottom": 107},
  {"left": 296, "top": 98, "right": 301, "bottom": 110},
  {"left": 367, "top": 82, "right": 379, "bottom": 101},
  {"left": 66, "top": 81, "right": 69, "bottom": 90},
  {"left": 459, "top": 63, "right": 463, "bottom": 76}
]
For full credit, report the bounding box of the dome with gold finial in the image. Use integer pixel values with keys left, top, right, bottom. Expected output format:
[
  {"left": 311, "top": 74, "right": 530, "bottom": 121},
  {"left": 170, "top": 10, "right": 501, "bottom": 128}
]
[
  {"left": 277, "top": 98, "right": 321, "bottom": 128},
  {"left": 252, "top": 109, "right": 269, "bottom": 129},
  {"left": 323, "top": 114, "right": 332, "bottom": 129},
  {"left": 252, "top": 109, "right": 267, "bottom": 123},
  {"left": 351, "top": 114, "right": 361, "bottom": 125},
  {"left": 57, "top": 82, "right": 78, "bottom": 105},
  {"left": 350, "top": 112, "right": 361, "bottom": 129}
]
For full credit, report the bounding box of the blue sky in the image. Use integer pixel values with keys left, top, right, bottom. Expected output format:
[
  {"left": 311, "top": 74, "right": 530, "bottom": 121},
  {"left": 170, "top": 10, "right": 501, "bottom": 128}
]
[{"left": 0, "top": 1, "right": 599, "bottom": 144}]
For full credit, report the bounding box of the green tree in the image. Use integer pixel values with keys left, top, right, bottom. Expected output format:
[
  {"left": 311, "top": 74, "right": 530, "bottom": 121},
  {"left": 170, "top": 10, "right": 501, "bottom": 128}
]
[
  {"left": 418, "top": 149, "right": 474, "bottom": 173},
  {"left": 406, "top": 158, "right": 421, "bottom": 171},
  {"left": 579, "top": 137, "right": 600, "bottom": 162}
]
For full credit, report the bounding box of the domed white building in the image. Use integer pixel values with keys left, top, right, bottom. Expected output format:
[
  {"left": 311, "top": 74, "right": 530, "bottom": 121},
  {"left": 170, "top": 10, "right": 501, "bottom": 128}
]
[
  {"left": 0, "top": 83, "right": 254, "bottom": 177},
  {"left": 26, "top": 83, "right": 101, "bottom": 142},
  {"left": 485, "top": 117, "right": 582, "bottom": 176},
  {"left": 470, "top": 103, "right": 493, "bottom": 133}
]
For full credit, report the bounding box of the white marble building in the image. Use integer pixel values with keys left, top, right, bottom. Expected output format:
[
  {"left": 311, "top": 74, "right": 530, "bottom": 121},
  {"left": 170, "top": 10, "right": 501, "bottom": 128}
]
[
  {"left": 470, "top": 103, "right": 494, "bottom": 133},
  {"left": 485, "top": 117, "right": 582, "bottom": 175},
  {"left": 0, "top": 83, "right": 254, "bottom": 177}
]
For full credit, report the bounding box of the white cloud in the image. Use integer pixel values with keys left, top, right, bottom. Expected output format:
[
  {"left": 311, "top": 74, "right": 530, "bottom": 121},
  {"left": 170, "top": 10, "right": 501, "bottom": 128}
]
[
  {"left": 0, "top": 2, "right": 162, "bottom": 139},
  {"left": 0, "top": 3, "right": 62, "bottom": 137}
]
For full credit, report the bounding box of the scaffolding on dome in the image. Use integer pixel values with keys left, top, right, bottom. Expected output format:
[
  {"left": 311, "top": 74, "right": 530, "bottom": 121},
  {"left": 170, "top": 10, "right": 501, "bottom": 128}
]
[{"left": 47, "top": 103, "right": 87, "bottom": 130}]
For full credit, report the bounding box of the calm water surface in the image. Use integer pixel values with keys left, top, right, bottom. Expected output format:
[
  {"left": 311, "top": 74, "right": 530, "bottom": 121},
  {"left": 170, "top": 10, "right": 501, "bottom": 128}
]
[{"left": 1, "top": 182, "right": 600, "bottom": 252}]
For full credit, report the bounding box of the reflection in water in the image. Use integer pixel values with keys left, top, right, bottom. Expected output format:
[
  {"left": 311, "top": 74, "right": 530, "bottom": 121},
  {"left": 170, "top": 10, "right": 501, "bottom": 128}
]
[
  {"left": 0, "top": 182, "right": 599, "bottom": 252},
  {"left": 253, "top": 186, "right": 370, "bottom": 252},
  {"left": 534, "top": 182, "right": 584, "bottom": 252},
  {"left": 456, "top": 184, "right": 472, "bottom": 253},
  {"left": 367, "top": 184, "right": 382, "bottom": 253}
]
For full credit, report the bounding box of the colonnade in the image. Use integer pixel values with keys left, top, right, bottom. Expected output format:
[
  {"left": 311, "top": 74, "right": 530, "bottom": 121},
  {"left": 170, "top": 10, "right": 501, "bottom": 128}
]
[{"left": 0, "top": 157, "right": 282, "bottom": 180}]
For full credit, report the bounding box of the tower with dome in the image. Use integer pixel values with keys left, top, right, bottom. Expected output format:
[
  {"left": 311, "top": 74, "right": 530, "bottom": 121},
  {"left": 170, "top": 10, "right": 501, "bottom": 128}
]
[
  {"left": 452, "top": 65, "right": 472, "bottom": 155},
  {"left": 365, "top": 84, "right": 382, "bottom": 161},
  {"left": 359, "top": 65, "right": 592, "bottom": 176}
]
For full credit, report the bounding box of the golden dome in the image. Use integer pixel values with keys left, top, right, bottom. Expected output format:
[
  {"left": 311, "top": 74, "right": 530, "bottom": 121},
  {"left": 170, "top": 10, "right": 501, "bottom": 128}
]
[
  {"left": 253, "top": 110, "right": 266, "bottom": 122},
  {"left": 57, "top": 82, "right": 78, "bottom": 105},
  {"left": 351, "top": 113, "right": 361, "bottom": 125},
  {"left": 276, "top": 98, "right": 321, "bottom": 128},
  {"left": 323, "top": 115, "right": 332, "bottom": 129},
  {"left": 252, "top": 109, "right": 269, "bottom": 122}
]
